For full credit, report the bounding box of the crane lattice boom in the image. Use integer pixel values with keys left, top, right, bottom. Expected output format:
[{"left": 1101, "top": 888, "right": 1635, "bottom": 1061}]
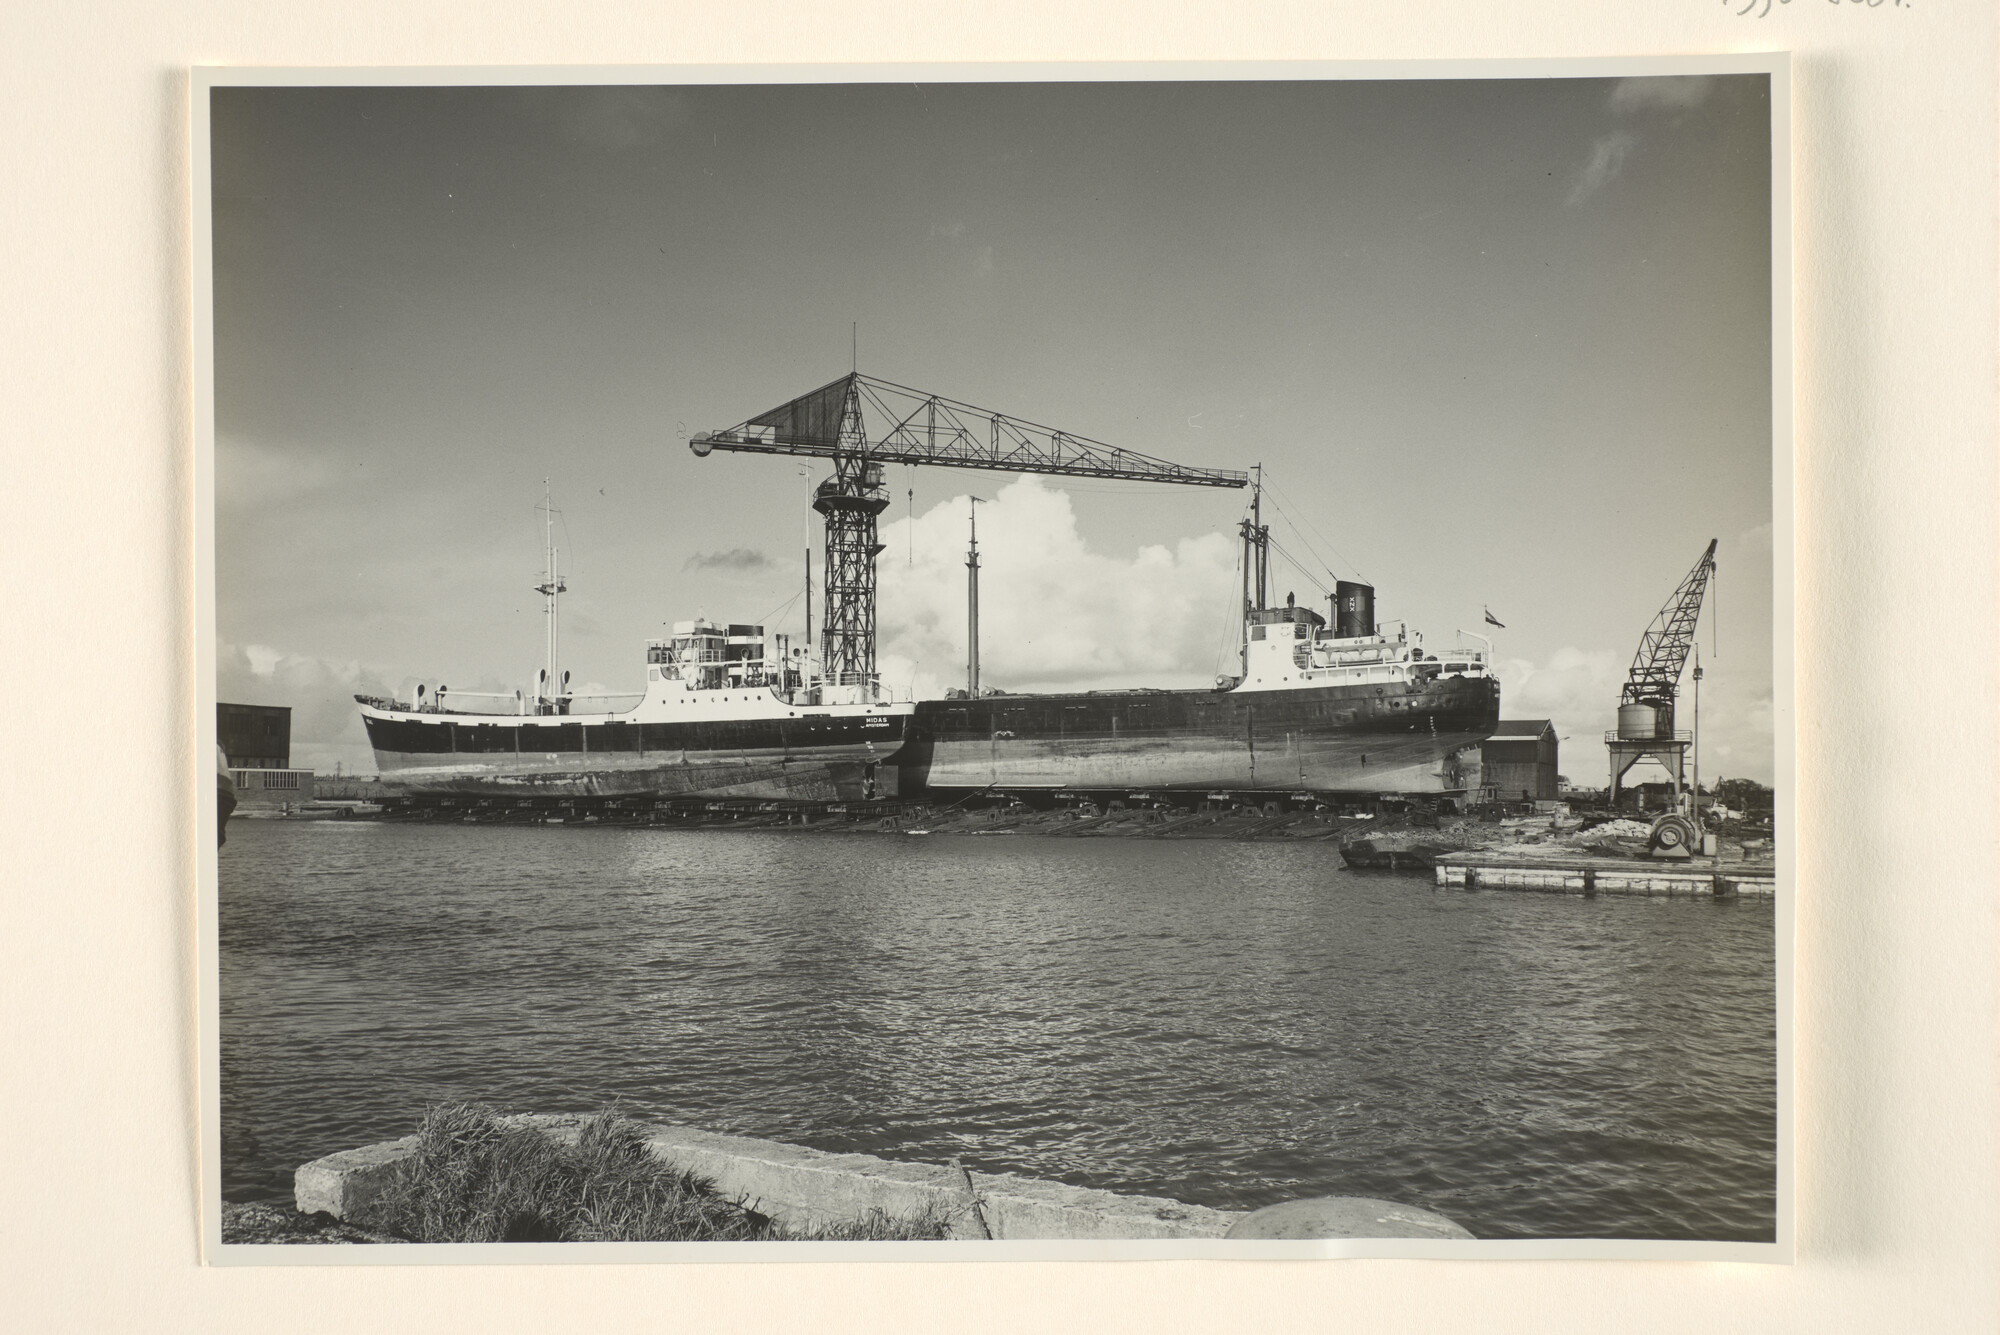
[
  {"left": 693, "top": 373, "right": 1249, "bottom": 487},
  {"left": 1621, "top": 539, "right": 1718, "bottom": 709},
  {"left": 691, "top": 373, "right": 1248, "bottom": 690}
]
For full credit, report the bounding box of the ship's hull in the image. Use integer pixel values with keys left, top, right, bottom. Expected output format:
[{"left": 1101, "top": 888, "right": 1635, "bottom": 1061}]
[
  {"left": 899, "top": 673, "right": 1500, "bottom": 796},
  {"left": 360, "top": 669, "right": 1498, "bottom": 801},
  {"left": 360, "top": 710, "right": 907, "bottom": 801}
]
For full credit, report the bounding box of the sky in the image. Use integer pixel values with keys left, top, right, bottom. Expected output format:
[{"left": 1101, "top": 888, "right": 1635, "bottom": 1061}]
[{"left": 210, "top": 74, "right": 1776, "bottom": 785}]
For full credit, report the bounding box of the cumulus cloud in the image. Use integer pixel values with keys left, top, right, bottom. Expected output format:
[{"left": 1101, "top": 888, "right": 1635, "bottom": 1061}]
[
  {"left": 683, "top": 547, "right": 775, "bottom": 573},
  {"left": 1566, "top": 131, "right": 1636, "bottom": 207},
  {"left": 1491, "top": 647, "right": 1627, "bottom": 755},
  {"left": 218, "top": 642, "right": 396, "bottom": 775},
  {"left": 874, "top": 476, "right": 1239, "bottom": 699},
  {"left": 1489, "top": 644, "right": 1774, "bottom": 786},
  {"left": 1609, "top": 76, "right": 1715, "bottom": 116},
  {"left": 217, "top": 643, "right": 535, "bottom": 775}
]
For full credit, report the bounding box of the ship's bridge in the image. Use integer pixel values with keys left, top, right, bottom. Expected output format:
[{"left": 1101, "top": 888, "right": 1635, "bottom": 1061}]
[
  {"left": 1239, "top": 602, "right": 1487, "bottom": 690},
  {"left": 646, "top": 619, "right": 782, "bottom": 691},
  {"left": 1248, "top": 603, "right": 1326, "bottom": 631}
]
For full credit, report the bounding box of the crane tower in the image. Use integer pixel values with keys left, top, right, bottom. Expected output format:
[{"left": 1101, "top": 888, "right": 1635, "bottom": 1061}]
[
  {"left": 1607, "top": 539, "right": 1717, "bottom": 808},
  {"left": 691, "top": 373, "right": 1248, "bottom": 694}
]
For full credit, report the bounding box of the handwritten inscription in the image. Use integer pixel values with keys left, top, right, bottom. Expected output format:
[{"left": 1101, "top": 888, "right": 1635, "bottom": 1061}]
[{"left": 1733, "top": 0, "right": 1911, "bottom": 14}]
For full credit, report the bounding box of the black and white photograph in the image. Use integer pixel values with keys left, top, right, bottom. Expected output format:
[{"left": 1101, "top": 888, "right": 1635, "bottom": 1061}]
[{"left": 198, "top": 62, "right": 1790, "bottom": 1258}]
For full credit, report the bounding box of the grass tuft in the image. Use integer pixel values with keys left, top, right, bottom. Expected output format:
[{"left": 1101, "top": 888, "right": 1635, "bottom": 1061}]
[
  {"left": 804, "top": 1204, "right": 965, "bottom": 1241},
  {"left": 381, "top": 1104, "right": 954, "bottom": 1243}
]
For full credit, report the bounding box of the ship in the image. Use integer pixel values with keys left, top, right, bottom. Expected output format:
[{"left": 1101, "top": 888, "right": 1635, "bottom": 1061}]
[
  {"left": 355, "top": 489, "right": 913, "bottom": 802},
  {"left": 355, "top": 617, "right": 913, "bottom": 801},
  {"left": 357, "top": 376, "right": 1501, "bottom": 803},
  {"left": 357, "top": 587, "right": 1496, "bottom": 803},
  {"left": 898, "top": 582, "right": 1499, "bottom": 798}
]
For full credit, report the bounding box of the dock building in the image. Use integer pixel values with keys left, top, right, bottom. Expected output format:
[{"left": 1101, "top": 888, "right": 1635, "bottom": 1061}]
[
  {"left": 217, "top": 702, "right": 314, "bottom": 809},
  {"left": 1475, "top": 719, "right": 1560, "bottom": 803}
]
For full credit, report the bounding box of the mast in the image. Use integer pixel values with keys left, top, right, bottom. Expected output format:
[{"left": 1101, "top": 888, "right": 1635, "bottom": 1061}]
[
  {"left": 966, "top": 496, "right": 983, "bottom": 697},
  {"left": 1239, "top": 518, "right": 1251, "bottom": 676},
  {"left": 1691, "top": 644, "right": 1702, "bottom": 818},
  {"left": 1252, "top": 463, "right": 1267, "bottom": 611},
  {"left": 1236, "top": 464, "right": 1267, "bottom": 677},
  {"left": 534, "top": 481, "right": 567, "bottom": 708}
]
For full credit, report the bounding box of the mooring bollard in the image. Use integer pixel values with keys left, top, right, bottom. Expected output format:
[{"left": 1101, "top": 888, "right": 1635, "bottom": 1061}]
[{"left": 1225, "top": 1196, "right": 1473, "bottom": 1240}]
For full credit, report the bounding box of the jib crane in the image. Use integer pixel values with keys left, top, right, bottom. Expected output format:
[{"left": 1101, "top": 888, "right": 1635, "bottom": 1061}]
[
  {"left": 1608, "top": 538, "right": 1718, "bottom": 811},
  {"left": 691, "top": 373, "right": 1249, "bottom": 692}
]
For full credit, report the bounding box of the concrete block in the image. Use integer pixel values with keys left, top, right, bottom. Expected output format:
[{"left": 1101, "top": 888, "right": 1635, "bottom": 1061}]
[
  {"left": 293, "top": 1120, "right": 1267, "bottom": 1241},
  {"left": 968, "top": 1169, "right": 1239, "bottom": 1240},
  {"left": 642, "top": 1128, "right": 1243, "bottom": 1239},
  {"left": 293, "top": 1134, "right": 418, "bottom": 1227},
  {"left": 640, "top": 1126, "right": 983, "bottom": 1238},
  {"left": 1225, "top": 1196, "right": 1474, "bottom": 1240}
]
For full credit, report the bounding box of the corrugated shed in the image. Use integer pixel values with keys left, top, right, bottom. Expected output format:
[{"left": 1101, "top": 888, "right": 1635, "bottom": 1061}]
[{"left": 1477, "top": 719, "right": 1558, "bottom": 800}]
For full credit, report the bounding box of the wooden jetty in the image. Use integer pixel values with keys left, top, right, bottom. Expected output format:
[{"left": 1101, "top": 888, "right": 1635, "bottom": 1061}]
[{"left": 1434, "top": 851, "right": 1776, "bottom": 899}]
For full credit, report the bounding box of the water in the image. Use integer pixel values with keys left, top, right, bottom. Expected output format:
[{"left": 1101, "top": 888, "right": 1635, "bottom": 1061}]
[{"left": 217, "top": 820, "right": 1776, "bottom": 1241}]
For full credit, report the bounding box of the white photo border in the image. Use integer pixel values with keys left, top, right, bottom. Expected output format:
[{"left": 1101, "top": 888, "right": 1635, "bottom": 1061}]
[{"left": 193, "top": 53, "right": 1793, "bottom": 1266}]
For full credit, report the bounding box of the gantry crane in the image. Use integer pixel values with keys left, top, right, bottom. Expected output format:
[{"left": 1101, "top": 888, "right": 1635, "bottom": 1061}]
[
  {"left": 691, "top": 373, "right": 1249, "bottom": 692},
  {"left": 1607, "top": 538, "right": 1718, "bottom": 809}
]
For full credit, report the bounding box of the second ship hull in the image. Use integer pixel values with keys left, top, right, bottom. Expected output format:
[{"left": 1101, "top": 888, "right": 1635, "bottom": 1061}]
[{"left": 900, "top": 673, "right": 1500, "bottom": 796}]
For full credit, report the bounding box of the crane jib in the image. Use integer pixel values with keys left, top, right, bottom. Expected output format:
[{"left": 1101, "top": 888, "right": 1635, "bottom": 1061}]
[
  {"left": 690, "top": 372, "right": 1249, "bottom": 691},
  {"left": 693, "top": 430, "right": 1247, "bottom": 487},
  {"left": 1621, "top": 538, "right": 1719, "bottom": 707},
  {"left": 689, "top": 372, "right": 1249, "bottom": 488}
]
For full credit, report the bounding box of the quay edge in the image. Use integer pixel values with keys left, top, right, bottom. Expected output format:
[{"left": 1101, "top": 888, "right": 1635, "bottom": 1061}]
[{"left": 283, "top": 1116, "right": 1477, "bottom": 1244}]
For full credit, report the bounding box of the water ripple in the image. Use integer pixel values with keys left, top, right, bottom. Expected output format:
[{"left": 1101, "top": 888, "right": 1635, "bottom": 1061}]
[{"left": 218, "top": 822, "right": 1775, "bottom": 1240}]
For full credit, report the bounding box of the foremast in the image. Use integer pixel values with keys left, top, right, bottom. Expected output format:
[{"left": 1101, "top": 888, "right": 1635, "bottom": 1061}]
[{"left": 534, "top": 481, "right": 568, "bottom": 711}]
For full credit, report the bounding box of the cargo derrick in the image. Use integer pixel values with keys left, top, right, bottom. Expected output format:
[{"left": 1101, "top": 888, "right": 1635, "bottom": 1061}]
[
  {"left": 1607, "top": 539, "right": 1717, "bottom": 809},
  {"left": 692, "top": 373, "right": 1249, "bottom": 692}
]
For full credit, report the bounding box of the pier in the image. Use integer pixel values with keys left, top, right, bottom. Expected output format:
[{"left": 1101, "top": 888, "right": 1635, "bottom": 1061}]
[{"left": 1435, "top": 851, "right": 1775, "bottom": 899}]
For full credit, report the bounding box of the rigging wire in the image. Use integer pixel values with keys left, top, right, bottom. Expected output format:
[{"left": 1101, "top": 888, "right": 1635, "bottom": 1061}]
[
  {"left": 1212, "top": 536, "right": 1247, "bottom": 681},
  {"left": 1262, "top": 489, "right": 1343, "bottom": 587},
  {"left": 1261, "top": 472, "right": 1368, "bottom": 585},
  {"left": 1270, "top": 505, "right": 1336, "bottom": 587},
  {"left": 755, "top": 586, "right": 805, "bottom": 633},
  {"left": 1264, "top": 532, "right": 1335, "bottom": 599}
]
